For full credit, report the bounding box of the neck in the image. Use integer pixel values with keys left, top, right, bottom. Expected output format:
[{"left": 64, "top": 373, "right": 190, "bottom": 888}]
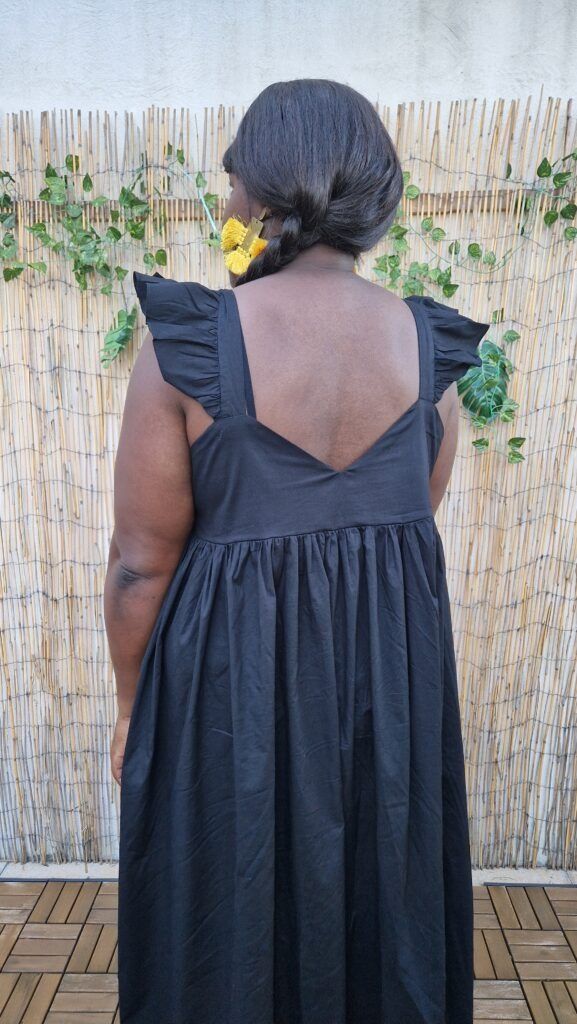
[{"left": 282, "top": 242, "right": 356, "bottom": 274}]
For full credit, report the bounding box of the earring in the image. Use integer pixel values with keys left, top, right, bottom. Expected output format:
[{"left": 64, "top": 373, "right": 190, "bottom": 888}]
[{"left": 220, "top": 206, "right": 269, "bottom": 274}]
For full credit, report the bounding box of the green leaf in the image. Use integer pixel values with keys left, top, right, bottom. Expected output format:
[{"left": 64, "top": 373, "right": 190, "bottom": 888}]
[
  {"left": 502, "top": 329, "right": 520, "bottom": 343},
  {"left": 3, "top": 265, "right": 24, "bottom": 280},
  {"left": 403, "top": 280, "right": 425, "bottom": 297},
  {"left": 506, "top": 162, "right": 512, "bottom": 179},
  {"left": 507, "top": 449, "right": 525, "bottom": 463},
  {"left": 564, "top": 226, "right": 577, "bottom": 240},
  {"left": 498, "top": 397, "right": 519, "bottom": 422},
  {"left": 544, "top": 209, "right": 558, "bottom": 226},
  {"left": 130, "top": 201, "right": 150, "bottom": 218},
  {"left": 143, "top": 252, "right": 155, "bottom": 268},
  {"left": 388, "top": 224, "right": 408, "bottom": 239},
  {"left": 90, "top": 195, "right": 109, "bottom": 206},
  {"left": 106, "top": 226, "right": 122, "bottom": 242},
  {"left": 125, "top": 219, "right": 146, "bottom": 240},
  {"left": 118, "top": 187, "right": 150, "bottom": 217},
  {"left": 100, "top": 306, "right": 138, "bottom": 366},
  {"left": 457, "top": 340, "right": 512, "bottom": 425},
  {"left": 482, "top": 251, "right": 497, "bottom": 265},
  {"left": 404, "top": 184, "right": 420, "bottom": 200},
  {"left": 430, "top": 227, "right": 446, "bottom": 242},
  {"left": 392, "top": 237, "right": 409, "bottom": 255},
  {"left": 27, "top": 261, "right": 47, "bottom": 272},
  {"left": 0, "top": 232, "right": 17, "bottom": 259},
  {"left": 536, "top": 157, "right": 552, "bottom": 178},
  {"left": 65, "top": 154, "right": 80, "bottom": 172},
  {"left": 470, "top": 415, "right": 489, "bottom": 429},
  {"left": 553, "top": 171, "right": 572, "bottom": 188},
  {"left": 508, "top": 436, "right": 525, "bottom": 449},
  {"left": 39, "top": 176, "right": 67, "bottom": 204},
  {"left": 155, "top": 248, "right": 167, "bottom": 266},
  {"left": 96, "top": 260, "right": 112, "bottom": 278},
  {"left": 472, "top": 437, "right": 490, "bottom": 450},
  {"left": 177, "top": 149, "right": 185, "bottom": 166},
  {"left": 560, "top": 203, "right": 577, "bottom": 220},
  {"left": 468, "top": 242, "right": 482, "bottom": 260},
  {"left": 442, "top": 283, "right": 459, "bottom": 298},
  {"left": 195, "top": 171, "right": 207, "bottom": 189},
  {"left": 82, "top": 173, "right": 93, "bottom": 192},
  {"left": 448, "top": 240, "right": 460, "bottom": 255},
  {"left": 421, "top": 217, "right": 433, "bottom": 233}
]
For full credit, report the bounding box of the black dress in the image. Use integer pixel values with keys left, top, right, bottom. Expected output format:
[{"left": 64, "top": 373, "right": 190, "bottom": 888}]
[{"left": 118, "top": 270, "right": 490, "bottom": 1024}]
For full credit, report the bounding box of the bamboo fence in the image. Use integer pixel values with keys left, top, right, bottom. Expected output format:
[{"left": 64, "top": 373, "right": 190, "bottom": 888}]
[{"left": 0, "top": 94, "right": 576, "bottom": 865}]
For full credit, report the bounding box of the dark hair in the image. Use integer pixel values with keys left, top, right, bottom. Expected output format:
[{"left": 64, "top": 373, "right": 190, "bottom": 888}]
[{"left": 221, "top": 78, "right": 404, "bottom": 285}]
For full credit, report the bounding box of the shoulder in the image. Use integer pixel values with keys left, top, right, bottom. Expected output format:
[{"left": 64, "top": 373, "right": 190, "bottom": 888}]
[
  {"left": 132, "top": 271, "right": 222, "bottom": 417},
  {"left": 405, "top": 294, "right": 490, "bottom": 403}
]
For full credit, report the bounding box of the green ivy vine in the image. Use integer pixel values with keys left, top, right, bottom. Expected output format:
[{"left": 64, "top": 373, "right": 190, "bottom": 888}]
[
  {"left": 0, "top": 144, "right": 217, "bottom": 367},
  {"left": 373, "top": 151, "right": 577, "bottom": 461}
]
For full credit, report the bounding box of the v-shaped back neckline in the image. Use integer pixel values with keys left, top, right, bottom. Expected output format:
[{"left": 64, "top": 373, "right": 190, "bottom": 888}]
[{"left": 222, "top": 286, "right": 432, "bottom": 476}]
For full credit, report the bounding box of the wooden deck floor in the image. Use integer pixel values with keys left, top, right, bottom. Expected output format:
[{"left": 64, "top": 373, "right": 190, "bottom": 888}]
[{"left": 0, "top": 880, "right": 576, "bottom": 1021}]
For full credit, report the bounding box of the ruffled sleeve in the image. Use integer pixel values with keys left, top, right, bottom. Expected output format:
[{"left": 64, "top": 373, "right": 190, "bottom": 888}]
[
  {"left": 413, "top": 295, "right": 490, "bottom": 403},
  {"left": 133, "top": 270, "right": 221, "bottom": 418}
]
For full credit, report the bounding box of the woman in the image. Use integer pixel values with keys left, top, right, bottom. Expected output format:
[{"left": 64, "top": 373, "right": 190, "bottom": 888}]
[{"left": 106, "top": 78, "right": 489, "bottom": 1024}]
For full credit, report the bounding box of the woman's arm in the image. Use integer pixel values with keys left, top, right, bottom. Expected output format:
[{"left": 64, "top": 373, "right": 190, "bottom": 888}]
[
  {"left": 429, "top": 382, "right": 461, "bottom": 515},
  {"left": 104, "top": 331, "right": 194, "bottom": 781}
]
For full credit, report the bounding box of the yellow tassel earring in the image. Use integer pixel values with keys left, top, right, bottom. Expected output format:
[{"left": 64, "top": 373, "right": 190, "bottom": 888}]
[{"left": 220, "top": 206, "right": 269, "bottom": 274}]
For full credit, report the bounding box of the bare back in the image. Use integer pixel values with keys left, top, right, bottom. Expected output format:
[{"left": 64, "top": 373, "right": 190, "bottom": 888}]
[{"left": 230, "top": 272, "right": 420, "bottom": 474}]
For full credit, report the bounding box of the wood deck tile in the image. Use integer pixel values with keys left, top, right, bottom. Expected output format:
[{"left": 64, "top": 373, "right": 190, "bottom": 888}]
[{"left": 0, "top": 880, "right": 575, "bottom": 1021}]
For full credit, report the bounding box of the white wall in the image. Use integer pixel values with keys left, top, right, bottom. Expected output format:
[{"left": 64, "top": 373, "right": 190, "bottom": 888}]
[{"left": 1, "top": 0, "right": 574, "bottom": 119}]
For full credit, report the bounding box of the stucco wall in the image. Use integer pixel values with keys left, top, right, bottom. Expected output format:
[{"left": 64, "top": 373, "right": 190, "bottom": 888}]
[{"left": 1, "top": 0, "right": 574, "bottom": 117}]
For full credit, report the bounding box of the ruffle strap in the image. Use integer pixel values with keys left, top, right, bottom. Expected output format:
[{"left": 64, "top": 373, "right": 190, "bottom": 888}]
[
  {"left": 411, "top": 295, "right": 490, "bottom": 403},
  {"left": 133, "top": 270, "right": 221, "bottom": 419}
]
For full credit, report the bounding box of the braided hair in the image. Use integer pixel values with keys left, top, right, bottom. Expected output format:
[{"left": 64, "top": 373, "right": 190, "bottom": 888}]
[{"left": 222, "top": 79, "right": 404, "bottom": 286}]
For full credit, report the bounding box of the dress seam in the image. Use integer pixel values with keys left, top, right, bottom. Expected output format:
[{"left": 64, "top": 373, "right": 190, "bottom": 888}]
[{"left": 191, "top": 510, "right": 435, "bottom": 546}]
